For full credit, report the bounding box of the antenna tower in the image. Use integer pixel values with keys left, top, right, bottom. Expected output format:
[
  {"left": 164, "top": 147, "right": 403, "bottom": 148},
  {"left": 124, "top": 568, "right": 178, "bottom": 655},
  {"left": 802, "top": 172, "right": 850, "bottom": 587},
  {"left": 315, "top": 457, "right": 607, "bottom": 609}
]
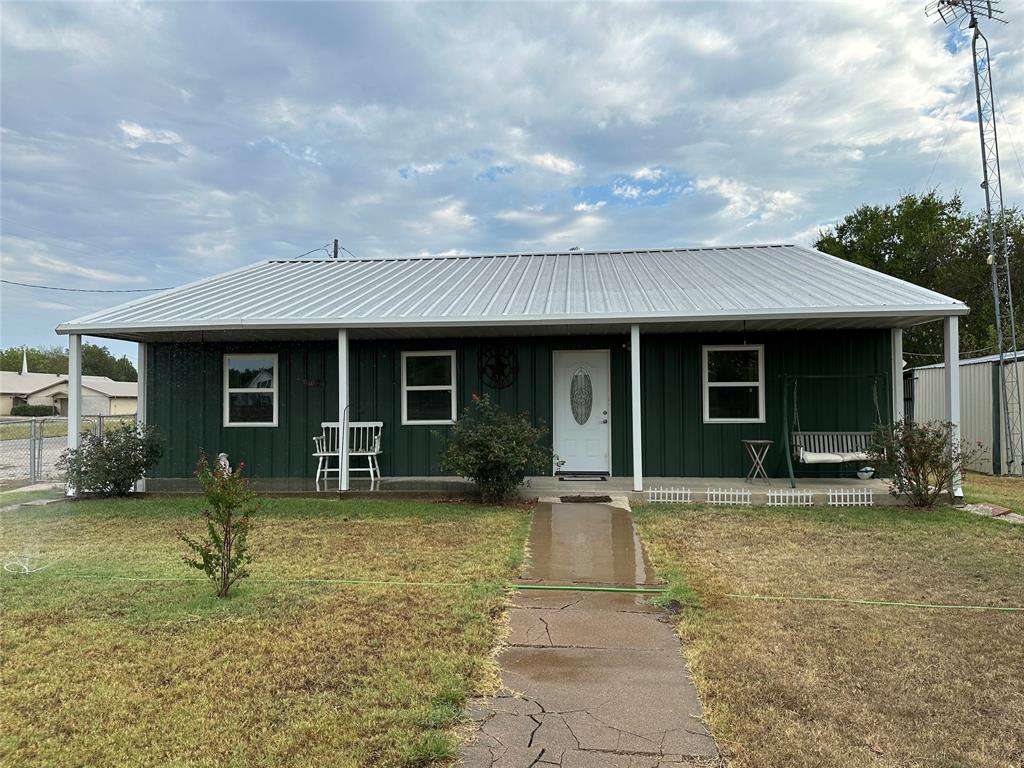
[{"left": 926, "top": 0, "right": 1022, "bottom": 475}]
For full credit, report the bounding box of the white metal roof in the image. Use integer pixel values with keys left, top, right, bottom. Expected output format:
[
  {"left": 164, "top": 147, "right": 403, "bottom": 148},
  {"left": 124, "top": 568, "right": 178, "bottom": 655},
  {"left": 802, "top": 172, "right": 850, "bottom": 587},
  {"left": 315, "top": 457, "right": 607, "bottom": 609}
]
[
  {"left": 56, "top": 245, "right": 968, "bottom": 341},
  {"left": 912, "top": 349, "right": 1024, "bottom": 370},
  {"left": 0, "top": 371, "right": 138, "bottom": 398}
]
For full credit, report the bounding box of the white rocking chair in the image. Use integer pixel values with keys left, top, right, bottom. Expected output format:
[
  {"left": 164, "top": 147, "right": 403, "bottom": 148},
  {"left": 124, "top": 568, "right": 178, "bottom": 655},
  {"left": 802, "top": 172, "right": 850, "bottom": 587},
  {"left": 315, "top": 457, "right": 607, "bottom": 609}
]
[{"left": 313, "top": 421, "right": 384, "bottom": 483}]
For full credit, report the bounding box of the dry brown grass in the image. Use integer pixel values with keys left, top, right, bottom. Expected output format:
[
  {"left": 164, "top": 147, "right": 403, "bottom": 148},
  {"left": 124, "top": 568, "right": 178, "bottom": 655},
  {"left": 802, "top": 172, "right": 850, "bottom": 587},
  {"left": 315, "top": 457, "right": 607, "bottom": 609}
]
[
  {"left": 964, "top": 471, "right": 1024, "bottom": 514},
  {"left": 633, "top": 505, "right": 1024, "bottom": 768},
  {"left": 0, "top": 496, "right": 529, "bottom": 767}
]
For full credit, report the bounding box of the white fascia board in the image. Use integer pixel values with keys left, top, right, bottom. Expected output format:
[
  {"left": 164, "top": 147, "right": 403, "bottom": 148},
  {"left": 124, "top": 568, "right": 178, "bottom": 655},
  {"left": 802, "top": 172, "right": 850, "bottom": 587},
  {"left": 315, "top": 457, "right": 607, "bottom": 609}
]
[{"left": 55, "top": 302, "right": 969, "bottom": 337}]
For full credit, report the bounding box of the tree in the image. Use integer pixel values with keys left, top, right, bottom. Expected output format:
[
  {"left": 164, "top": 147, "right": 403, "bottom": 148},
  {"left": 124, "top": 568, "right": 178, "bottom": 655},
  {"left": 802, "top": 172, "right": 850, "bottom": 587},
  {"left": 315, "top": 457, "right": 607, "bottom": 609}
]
[
  {"left": 178, "top": 453, "right": 259, "bottom": 598},
  {"left": 814, "top": 191, "right": 1024, "bottom": 362},
  {"left": 0, "top": 345, "right": 67, "bottom": 374},
  {"left": 0, "top": 343, "right": 137, "bottom": 381}
]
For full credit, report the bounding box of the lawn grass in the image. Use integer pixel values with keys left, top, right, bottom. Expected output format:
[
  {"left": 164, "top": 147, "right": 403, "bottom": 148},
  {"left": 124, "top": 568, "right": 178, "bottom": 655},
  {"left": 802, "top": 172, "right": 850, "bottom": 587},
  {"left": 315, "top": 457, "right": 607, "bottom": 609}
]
[
  {"left": 633, "top": 503, "right": 1024, "bottom": 768},
  {"left": 0, "top": 485, "right": 65, "bottom": 507},
  {"left": 0, "top": 416, "right": 134, "bottom": 441},
  {"left": 963, "top": 470, "right": 1024, "bottom": 514},
  {"left": 0, "top": 418, "right": 69, "bottom": 441},
  {"left": 0, "top": 496, "right": 530, "bottom": 767}
]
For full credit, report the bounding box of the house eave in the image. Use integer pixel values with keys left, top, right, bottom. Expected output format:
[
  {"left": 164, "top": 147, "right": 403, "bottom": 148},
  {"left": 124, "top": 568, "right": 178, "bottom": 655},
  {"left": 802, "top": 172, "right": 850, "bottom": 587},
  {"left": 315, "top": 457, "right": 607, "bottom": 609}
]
[{"left": 55, "top": 304, "right": 969, "bottom": 342}]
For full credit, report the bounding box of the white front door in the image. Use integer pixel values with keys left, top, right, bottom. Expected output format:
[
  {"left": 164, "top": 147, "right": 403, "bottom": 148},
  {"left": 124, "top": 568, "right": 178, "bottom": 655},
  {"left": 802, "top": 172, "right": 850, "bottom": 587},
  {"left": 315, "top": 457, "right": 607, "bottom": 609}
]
[{"left": 552, "top": 350, "right": 611, "bottom": 474}]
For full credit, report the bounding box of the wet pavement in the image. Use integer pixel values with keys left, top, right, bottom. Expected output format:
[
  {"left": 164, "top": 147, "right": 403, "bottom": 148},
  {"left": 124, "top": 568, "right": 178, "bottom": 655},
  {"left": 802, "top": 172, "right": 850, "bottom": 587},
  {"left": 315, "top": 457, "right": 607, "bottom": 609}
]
[{"left": 460, "top": 501, "right": 719, "bottom": 768}]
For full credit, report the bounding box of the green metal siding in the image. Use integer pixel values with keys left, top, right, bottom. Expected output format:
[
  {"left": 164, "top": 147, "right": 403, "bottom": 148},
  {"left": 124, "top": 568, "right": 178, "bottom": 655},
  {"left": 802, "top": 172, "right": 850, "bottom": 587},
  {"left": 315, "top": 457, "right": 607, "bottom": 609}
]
[
  {"left": 638, "top": 330, "right": 892, "bottom": 478},
  {"left": 146, "top": 329, "right": 890, "bottom": 480}
]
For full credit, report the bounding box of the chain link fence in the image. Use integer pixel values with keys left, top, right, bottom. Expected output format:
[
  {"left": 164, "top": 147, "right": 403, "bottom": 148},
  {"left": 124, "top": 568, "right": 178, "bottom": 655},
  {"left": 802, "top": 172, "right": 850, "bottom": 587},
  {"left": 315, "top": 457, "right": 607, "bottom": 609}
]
[{"left": 0, "top": 415, "right": 137, "bottom": 484}]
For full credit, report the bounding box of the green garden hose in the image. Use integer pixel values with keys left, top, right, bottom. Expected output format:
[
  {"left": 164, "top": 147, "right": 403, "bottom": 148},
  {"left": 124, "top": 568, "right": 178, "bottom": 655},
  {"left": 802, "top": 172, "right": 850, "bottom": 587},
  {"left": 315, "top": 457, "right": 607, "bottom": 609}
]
[
  {"left": 27, "top": 573, "right": 1024, "bottom": 611},
  {"left": 512, "top": 584, "right": 666, "bottom": 593}
]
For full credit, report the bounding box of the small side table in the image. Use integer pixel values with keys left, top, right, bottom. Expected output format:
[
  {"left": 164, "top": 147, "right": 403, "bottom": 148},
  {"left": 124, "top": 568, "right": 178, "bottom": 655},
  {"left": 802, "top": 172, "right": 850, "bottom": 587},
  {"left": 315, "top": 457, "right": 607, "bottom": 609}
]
[{"left": 743, "top": 439, "right": 773, "bottom": 485}]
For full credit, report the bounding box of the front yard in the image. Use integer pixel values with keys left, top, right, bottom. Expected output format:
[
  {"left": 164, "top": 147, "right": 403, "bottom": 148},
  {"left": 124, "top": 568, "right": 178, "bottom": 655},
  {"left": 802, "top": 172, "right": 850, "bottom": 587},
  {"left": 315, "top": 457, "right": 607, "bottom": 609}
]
[
  {"left": 634, "top": 500, "right": 1024, "bottom": 768},
  {"left": 964, "top": 470, "right": 1024, "bottom": 514},
  {"left": 0, "top": 497, "right": 529, "bottom": 767}
]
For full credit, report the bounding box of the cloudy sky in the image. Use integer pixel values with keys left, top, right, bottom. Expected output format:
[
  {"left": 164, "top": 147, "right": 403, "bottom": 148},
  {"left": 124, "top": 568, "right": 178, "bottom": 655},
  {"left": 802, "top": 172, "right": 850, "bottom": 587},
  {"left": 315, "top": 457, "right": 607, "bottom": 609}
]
[{"left": 2, "top": 0, "right": 1023, "bottom": 362}]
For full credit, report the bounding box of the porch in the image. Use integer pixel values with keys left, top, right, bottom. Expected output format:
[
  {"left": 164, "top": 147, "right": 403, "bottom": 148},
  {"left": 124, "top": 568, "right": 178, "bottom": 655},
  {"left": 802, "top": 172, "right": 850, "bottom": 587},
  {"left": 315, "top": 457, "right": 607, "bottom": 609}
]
[{"left": 61, "top": 322, "right": 963, "bottom": 496}]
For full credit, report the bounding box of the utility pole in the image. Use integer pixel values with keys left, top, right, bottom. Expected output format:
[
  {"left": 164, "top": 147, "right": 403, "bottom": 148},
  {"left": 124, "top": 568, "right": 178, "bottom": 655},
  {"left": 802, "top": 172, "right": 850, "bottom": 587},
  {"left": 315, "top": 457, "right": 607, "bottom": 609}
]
[
  {"left": 926, "top": 0, "right": 1022, "bottom": 475},
  {"left": 333, "top": 239, "right": 339, "bottom": 259}
]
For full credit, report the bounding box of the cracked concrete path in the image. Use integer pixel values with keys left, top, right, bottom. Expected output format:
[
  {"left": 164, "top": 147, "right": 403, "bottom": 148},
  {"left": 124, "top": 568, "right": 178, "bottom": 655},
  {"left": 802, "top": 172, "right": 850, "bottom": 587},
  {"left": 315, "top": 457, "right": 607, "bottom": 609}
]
[{"left": 460, "top": 501, "right": 720, "bottom": 768}]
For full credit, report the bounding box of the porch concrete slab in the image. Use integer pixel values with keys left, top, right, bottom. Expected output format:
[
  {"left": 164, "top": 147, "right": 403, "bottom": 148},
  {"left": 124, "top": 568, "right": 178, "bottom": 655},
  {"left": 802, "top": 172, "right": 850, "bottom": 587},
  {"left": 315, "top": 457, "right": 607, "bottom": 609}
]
[
  {"left": 460, "top": 502, "right": 719, "bottom": 767},
  {"left": 148, "top": 474, "right": 900, "bottom": 506}
]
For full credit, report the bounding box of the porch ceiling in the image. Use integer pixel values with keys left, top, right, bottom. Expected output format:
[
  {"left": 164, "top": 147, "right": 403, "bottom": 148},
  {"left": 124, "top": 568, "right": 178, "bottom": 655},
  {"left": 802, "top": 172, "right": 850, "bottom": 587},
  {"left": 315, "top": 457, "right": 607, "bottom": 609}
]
[{"left": 62, "top": 313, "right": 950, "bottom": 343}]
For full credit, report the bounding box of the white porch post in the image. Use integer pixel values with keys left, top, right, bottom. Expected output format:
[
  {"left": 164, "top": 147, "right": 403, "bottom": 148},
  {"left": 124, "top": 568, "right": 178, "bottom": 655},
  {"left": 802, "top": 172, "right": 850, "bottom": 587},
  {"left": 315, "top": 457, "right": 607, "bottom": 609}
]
[
  {"left": 135, "top": 342, "right": 147, "bottom": 492},
  {"left": 67, "top": 334, "right": 82, "bottom": 497},
  {"left": 338, "top": 329, "right": 350, "bottom": 492},
  {"left": 630, "top": 324, "right": 643, "bottom": 492},
  {"left": 891, "top": 328, "right": 904, "bottom": 422},
  {"left": 943, "top": 316, "right": 963, "bottom": 499}
]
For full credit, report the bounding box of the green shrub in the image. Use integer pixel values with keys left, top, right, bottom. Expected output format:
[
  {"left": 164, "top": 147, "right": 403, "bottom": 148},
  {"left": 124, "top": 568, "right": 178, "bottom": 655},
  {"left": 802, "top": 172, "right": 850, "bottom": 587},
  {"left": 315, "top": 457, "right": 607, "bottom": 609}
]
[
  {"left": 57, "top": 421, "right": 162, "bottom": 497},
  {"left": 177, "top": 452, "right": 260, "bottom": 598},
  {"left": 439, "top": 393, "right": 552, "bottom": 503},
  {"left": 10, "top": 404, "right": 56, "bottom": 417},
  {"left": 868, "top": 419, "right": 985, "bottom": 507}
]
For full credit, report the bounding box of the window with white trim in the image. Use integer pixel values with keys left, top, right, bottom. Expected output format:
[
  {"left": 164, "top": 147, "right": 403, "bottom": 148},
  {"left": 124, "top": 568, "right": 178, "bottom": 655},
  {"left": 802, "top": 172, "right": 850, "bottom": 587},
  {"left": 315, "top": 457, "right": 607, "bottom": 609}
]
[
  {"left": 402, "top": 351, "right": 456, "bottom": 425},
  {"left": 224, "top": 354, "right": 278, "bottom": 427},
  {"left": 702, "top": 345, "right": 765, "bottom": 423}
]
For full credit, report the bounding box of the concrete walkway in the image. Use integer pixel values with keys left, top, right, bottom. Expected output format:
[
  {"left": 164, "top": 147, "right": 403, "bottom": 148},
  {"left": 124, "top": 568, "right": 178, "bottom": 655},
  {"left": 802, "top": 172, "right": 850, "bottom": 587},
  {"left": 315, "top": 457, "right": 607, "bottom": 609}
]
[{"left": 460, "top": 501, "right": 719, "bottom": 768}]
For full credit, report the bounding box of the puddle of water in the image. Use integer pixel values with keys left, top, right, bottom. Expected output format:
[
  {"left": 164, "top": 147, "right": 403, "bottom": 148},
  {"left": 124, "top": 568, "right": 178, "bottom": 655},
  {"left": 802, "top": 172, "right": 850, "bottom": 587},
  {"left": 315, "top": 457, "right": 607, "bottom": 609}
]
[{"left": 525, "top": 502, "right": 655, "bottom": 587}]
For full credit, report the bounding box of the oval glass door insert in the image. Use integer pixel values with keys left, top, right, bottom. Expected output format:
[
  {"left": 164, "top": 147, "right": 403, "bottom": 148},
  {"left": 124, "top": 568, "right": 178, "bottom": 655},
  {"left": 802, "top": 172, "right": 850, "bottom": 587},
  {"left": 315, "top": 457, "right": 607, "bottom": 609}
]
[{"left": 570, "top": 367, "right": 593, "bottom": 425}]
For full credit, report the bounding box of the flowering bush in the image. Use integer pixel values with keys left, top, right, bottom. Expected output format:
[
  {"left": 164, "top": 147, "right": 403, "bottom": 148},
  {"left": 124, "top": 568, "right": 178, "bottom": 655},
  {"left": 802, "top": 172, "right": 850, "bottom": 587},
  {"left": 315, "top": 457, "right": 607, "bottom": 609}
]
[
  {"left": 868, "top": 419, "right": 985, "bottom": 507},
  {"left": 57, "top": 422, "right": 162, "bottom": 497},
  {"left": 439, "top": 393, "right": 552, "bottom": 503},
  {"left": 177, "top": 452, "right": 260, "bottom": 597}
]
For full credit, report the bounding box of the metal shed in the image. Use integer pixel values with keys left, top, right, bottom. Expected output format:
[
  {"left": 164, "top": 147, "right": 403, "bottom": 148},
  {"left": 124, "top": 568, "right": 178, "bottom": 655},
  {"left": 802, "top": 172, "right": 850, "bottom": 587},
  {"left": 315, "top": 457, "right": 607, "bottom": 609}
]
[{"left": 909, "top": 351, "right": 1024, "bottom": 475}]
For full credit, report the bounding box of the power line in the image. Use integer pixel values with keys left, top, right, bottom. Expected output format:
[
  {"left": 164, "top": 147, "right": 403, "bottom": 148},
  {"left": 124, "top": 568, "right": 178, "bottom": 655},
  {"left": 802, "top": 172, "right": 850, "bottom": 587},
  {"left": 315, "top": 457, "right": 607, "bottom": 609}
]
[
  {"left": 295, "top": 242, "right": 358, "bottom": 259},
  {"left": 297, "top": 243, "right": 332, "bottom": 258},
  {"left": 1, "top": 241, "right": 350, "bottom": 294},
  {"left": 0, "top": 279, "right": 171, "bottom": 293}
]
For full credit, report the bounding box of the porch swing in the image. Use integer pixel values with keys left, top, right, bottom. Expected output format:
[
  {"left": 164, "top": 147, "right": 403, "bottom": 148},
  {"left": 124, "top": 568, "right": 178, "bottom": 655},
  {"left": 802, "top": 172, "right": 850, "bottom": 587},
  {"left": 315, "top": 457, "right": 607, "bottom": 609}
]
[{"left": 781, "top": 373, "right": 888, "bottom": 488}]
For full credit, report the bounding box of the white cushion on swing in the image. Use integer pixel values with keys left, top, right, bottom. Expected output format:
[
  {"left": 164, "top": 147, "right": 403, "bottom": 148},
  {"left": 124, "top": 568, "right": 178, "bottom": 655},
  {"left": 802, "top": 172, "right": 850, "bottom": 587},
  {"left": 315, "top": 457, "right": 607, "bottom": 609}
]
[{"left": 797, "top": 449, "right": 869, "bottom": 464}]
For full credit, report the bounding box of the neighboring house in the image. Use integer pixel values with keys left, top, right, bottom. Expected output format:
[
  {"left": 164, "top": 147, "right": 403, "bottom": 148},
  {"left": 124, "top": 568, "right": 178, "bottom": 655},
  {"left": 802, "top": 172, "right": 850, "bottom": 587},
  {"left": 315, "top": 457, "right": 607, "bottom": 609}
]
[
  {"left": 55, "top": 245, "right": 968, "bottom": 491},
  {"left": 0, "top": 369, "right": 137, "bottom": 416},
  {"left": 908, "top": 350, "right": 1024, "bottom": 475}
]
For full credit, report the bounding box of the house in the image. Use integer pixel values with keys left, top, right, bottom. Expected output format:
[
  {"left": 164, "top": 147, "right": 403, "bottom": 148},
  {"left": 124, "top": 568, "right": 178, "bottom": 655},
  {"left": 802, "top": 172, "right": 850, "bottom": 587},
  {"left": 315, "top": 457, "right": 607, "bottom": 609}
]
[
  {"left": 55, "top": 245, "right": 968, "bottom": 494},
  {"left": 0, "top": 367, "right": 137, "bottom": 416},
  {"left": 907, "top": 350, "right": 1024, "bottom": 475}
]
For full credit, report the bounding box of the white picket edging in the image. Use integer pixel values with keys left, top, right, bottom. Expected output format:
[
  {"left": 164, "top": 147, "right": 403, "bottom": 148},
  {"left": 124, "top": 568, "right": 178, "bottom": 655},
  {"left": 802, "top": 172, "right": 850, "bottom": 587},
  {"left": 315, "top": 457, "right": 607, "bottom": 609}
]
[
  {"left": 766, "top": 489, "right": 815, "bottom": 507},
  {"left": 828, "top": 488, "right": 874, "bottom": 507},
  {"left": 646, "top": 487, "right": 693, "bottom": 504},
  {"left": 705, "top": 488, "right": 752, "bottom": 506}
]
